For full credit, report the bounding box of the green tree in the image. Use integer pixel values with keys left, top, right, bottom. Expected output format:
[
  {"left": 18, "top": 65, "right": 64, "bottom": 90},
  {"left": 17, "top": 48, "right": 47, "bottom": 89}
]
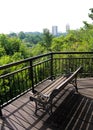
[
  {"left": 19, "top": 43, "right": 32, "bottom": 58},
  {"left": 12, "top": 52, "right": 23, "bottom": 62},
  {"left": 88, "top": 8, "right": 93, "bottom": 20},
  {"left": 0, "top": 55, "right": 11, "bottom": 66},
  {"left": 0, "top": 45, "right": 6, "bottom": 57},
  {"left": 18, "top": 31, "right": 26, "bottom": 40},
  {"left": 8, "top": 32, "right": 17, "bottom": 37},
  {"left": 51, "top": 36, "right": 65, "bottom": 51},
  {"left": 42, "top": 28, "right": 53, "bottom": 52},
  {"left": 8, "top": 37, "right": 21, "bottom": 55},
  {"left": 31, "top": 43, "right": 45, "bottom": 56}
]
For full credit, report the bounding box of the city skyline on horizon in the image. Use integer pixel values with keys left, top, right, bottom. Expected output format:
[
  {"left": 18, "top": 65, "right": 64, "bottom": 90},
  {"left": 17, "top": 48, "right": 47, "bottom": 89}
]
[
  {"left": 0, "top": 0, "right": 92, "bottom": 34},
  {"left": 9, "top": 24, "right": 70, "bottom": 34}
]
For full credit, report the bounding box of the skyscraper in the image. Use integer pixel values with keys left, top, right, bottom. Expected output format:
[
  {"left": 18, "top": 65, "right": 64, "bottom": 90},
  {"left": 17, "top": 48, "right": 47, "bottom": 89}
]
[{"left": 52, "top": 26, "right": 58, "bottom": 36}]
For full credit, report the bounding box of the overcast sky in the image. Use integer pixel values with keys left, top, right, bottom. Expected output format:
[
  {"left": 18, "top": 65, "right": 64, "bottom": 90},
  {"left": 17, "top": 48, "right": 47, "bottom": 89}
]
[{"left": 0, "top": 0, "right": 93, "bottom": 34}]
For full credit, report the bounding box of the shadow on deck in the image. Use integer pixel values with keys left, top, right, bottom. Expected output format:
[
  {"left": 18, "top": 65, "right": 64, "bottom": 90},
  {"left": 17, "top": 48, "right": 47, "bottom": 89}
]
[{"left": 0, "top": 78, "right": 93, "bottom": 130}]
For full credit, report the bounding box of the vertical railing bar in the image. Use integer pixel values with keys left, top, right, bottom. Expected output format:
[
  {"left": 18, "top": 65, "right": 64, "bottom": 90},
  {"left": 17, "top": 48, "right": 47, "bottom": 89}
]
[
  {"left": 53, "top": 59, "right": 55, "bottom": 78},
  {"left": 23, "top": 70, "right": 25, "bottom": 91},
  {"left": 50, "top": 53, "right": 53, "bottom": 80},
  {"left": 90, "top": 58, "right": 92, "bottom": 77},
  {"left": 30, "top": 60, "right": 34, "bottom": 93},
  {"left": 42, "top": 62, "right": 44, "bottom": 80},
  {"left": 0, "top": 77, "right": 3, "bottom": 116},
  {"left": 3, "top": 78, "right": 8, "bottom": 102},
  {"left": 62, "top": 58, "right": 64, "bottom": 74},
  {"left": 59, "top": 58, "right": 61, "bottom": 75},
  {"left": 24, "top": 69, "right": 27, "bottom": 90},
  {"left": 44, "top": 61, "right": 46, "bottom": 79},
  {"left": 8, "top": 76, "right": 12, "bottom": 99},
  {"left": 38, "top": 64, "right": 40, "bottom": 82},
  {"left": 12, "top": 75, "right": 15, "bottom": 97},
  {"left": 73, "top": 58, "right": 74, "bottom": 71},
  {"left": 40, "top": 64, "right": 41, "bottom": 81},
  {"left": 85, "top": 58, "right": 87, "bottom": 76},
  {"left": 25, "top": 69, "right": 27, "bottom": 90},
  {"left": 35, "top": 66, "right": 37, "bottom": 84},
  {"left": 17, "top": 72, "right": 21, "bottom": 93},
  {"left": 27, "top": 69, "right": 30, "bottom": 89}
]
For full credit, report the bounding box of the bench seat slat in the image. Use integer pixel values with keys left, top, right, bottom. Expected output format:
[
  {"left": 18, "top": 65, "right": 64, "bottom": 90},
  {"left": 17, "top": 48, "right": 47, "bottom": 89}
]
[{"left": 43, "top": 76, "right": 67, "bottom": 96}]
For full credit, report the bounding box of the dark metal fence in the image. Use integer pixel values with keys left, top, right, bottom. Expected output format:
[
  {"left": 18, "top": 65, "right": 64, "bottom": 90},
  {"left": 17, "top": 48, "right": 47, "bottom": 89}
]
[{"left": 0, "top": 52, "right": 93, "bottom": 116}]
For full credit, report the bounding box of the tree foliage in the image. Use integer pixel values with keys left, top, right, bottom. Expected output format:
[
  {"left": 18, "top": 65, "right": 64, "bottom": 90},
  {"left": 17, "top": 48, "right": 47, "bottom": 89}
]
[
  {"left": 41, "top": 28, "right": 53, "bottom": 52},
  {"left": 0, "top": 8, "right": 93, "bottom": 65},
  {"left": 88, "top": 8, "right": 93, "bottom": 20}
]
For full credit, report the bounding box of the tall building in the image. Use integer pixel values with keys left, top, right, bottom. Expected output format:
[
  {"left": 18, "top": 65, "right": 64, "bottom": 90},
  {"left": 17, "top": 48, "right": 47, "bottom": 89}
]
[
  {"left": 52, "top": 26, "right": 58, "bottom": 36},
  {"left": 66, "top": 24, "right": 70, "bottom": 32}
]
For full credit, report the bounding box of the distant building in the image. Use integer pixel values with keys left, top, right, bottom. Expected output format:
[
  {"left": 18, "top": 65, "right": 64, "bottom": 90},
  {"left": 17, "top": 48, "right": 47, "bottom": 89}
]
[
  {"left": 52, "top": 26, "right": 58, "bottom": 36},
  {"left": 66, "top": 24, "right": 70, "bottom": 32}
]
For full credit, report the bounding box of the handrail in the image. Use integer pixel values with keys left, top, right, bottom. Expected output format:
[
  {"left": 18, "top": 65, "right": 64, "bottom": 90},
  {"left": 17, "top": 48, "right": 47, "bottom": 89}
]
[
  {"left": 0, "top": 52, "right": 93, "bottom": 117},
  {"left": 0, "top": 51, "right": 93, "bottom": 69}
]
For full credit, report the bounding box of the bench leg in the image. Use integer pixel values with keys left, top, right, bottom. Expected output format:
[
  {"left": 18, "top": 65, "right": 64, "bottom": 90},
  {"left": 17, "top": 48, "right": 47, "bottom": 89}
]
[
  {"left": 30, "top": 96, "right": 53, "bottom": 115},
  {"left": 34, "top": 101, "right": 47, "bottom": 115},
  {"left": 34, "top": 101, "right": 53, "bottom": 115},
  {"left": 71, "top": 77, "right": 78, "bottom": 93},
  {"left": 30, "top": 96, "right": 38, "bottom": 115},
  {"left": 45, "top": 101, "right": 53, "bottom": 115},
  {"left": 49, "top": 101, "right": 53, "bottom": 114}
]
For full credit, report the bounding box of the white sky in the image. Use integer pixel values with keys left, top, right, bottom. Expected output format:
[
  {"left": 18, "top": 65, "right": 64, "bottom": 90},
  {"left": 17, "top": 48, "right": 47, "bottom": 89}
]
[{"left": 0, "top": 0, "right": 93, "bottom": 34}]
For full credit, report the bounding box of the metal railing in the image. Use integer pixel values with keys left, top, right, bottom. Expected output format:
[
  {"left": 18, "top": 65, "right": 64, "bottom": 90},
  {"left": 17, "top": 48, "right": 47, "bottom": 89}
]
[{"left": 0, "top": 52, "right": 93, "bottom": 116}]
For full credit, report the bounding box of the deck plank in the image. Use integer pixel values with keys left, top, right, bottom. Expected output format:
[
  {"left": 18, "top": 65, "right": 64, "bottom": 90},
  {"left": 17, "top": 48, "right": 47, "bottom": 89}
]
[{"left": 0, "top": 78, "right": 93, "bottom": 130}]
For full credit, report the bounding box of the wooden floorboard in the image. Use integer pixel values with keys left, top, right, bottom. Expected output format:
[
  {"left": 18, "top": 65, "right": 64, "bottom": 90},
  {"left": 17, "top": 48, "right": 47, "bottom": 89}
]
[{"left": 0, "top": 77, "right": 93, "bottom": 130}]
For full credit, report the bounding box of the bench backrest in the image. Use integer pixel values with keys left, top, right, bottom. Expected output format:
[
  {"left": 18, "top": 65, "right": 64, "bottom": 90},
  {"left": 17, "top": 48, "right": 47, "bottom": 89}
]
[{"left": 49, "top": 66, "right": 82, "bottom": 101}]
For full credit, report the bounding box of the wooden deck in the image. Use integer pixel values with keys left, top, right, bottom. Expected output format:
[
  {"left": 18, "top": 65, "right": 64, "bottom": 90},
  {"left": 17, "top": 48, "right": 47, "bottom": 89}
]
[{"left": 0, "top": 78, "right": 93, "bottom": 130}]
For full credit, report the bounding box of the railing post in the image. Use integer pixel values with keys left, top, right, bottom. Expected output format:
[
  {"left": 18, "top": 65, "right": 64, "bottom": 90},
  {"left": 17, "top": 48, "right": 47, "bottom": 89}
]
[
  {"left": 0, "top": 106, "right": 2, "bottom": 117},
  {"left": 0, "top": 94, "right": 3, "bottom": 117},
  {"left": 50, "top": 53, "right": 53, "bottom": 80},
  {"left": 30, "top": 60, "right": 34, "bottom": 93}
]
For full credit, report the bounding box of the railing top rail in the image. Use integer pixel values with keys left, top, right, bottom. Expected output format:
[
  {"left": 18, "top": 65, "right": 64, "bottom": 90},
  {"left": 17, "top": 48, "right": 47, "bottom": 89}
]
[
  {"left": 52, "top": 51, "right": 93, "bottom": 54},
  {"left": 0, "top": 52, "right": 52, "bottom": 70},
  {"left": 0, "top": 51, "right": 93, "bottom": 70}
]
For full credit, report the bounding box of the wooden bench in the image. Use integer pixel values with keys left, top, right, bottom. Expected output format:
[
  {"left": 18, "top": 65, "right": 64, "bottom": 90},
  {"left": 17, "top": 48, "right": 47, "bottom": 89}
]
[{"left": 29, "top": 66, "right": 82, "bottom": 115}]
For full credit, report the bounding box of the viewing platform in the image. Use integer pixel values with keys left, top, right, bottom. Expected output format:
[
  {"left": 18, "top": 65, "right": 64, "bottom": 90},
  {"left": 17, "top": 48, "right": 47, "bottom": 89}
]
[
  {"left": 0, "top": 52, "right": 93, "bottom": 130},
  {"left": 0, "top": 77, "right": 93, "bottom": 130}
]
